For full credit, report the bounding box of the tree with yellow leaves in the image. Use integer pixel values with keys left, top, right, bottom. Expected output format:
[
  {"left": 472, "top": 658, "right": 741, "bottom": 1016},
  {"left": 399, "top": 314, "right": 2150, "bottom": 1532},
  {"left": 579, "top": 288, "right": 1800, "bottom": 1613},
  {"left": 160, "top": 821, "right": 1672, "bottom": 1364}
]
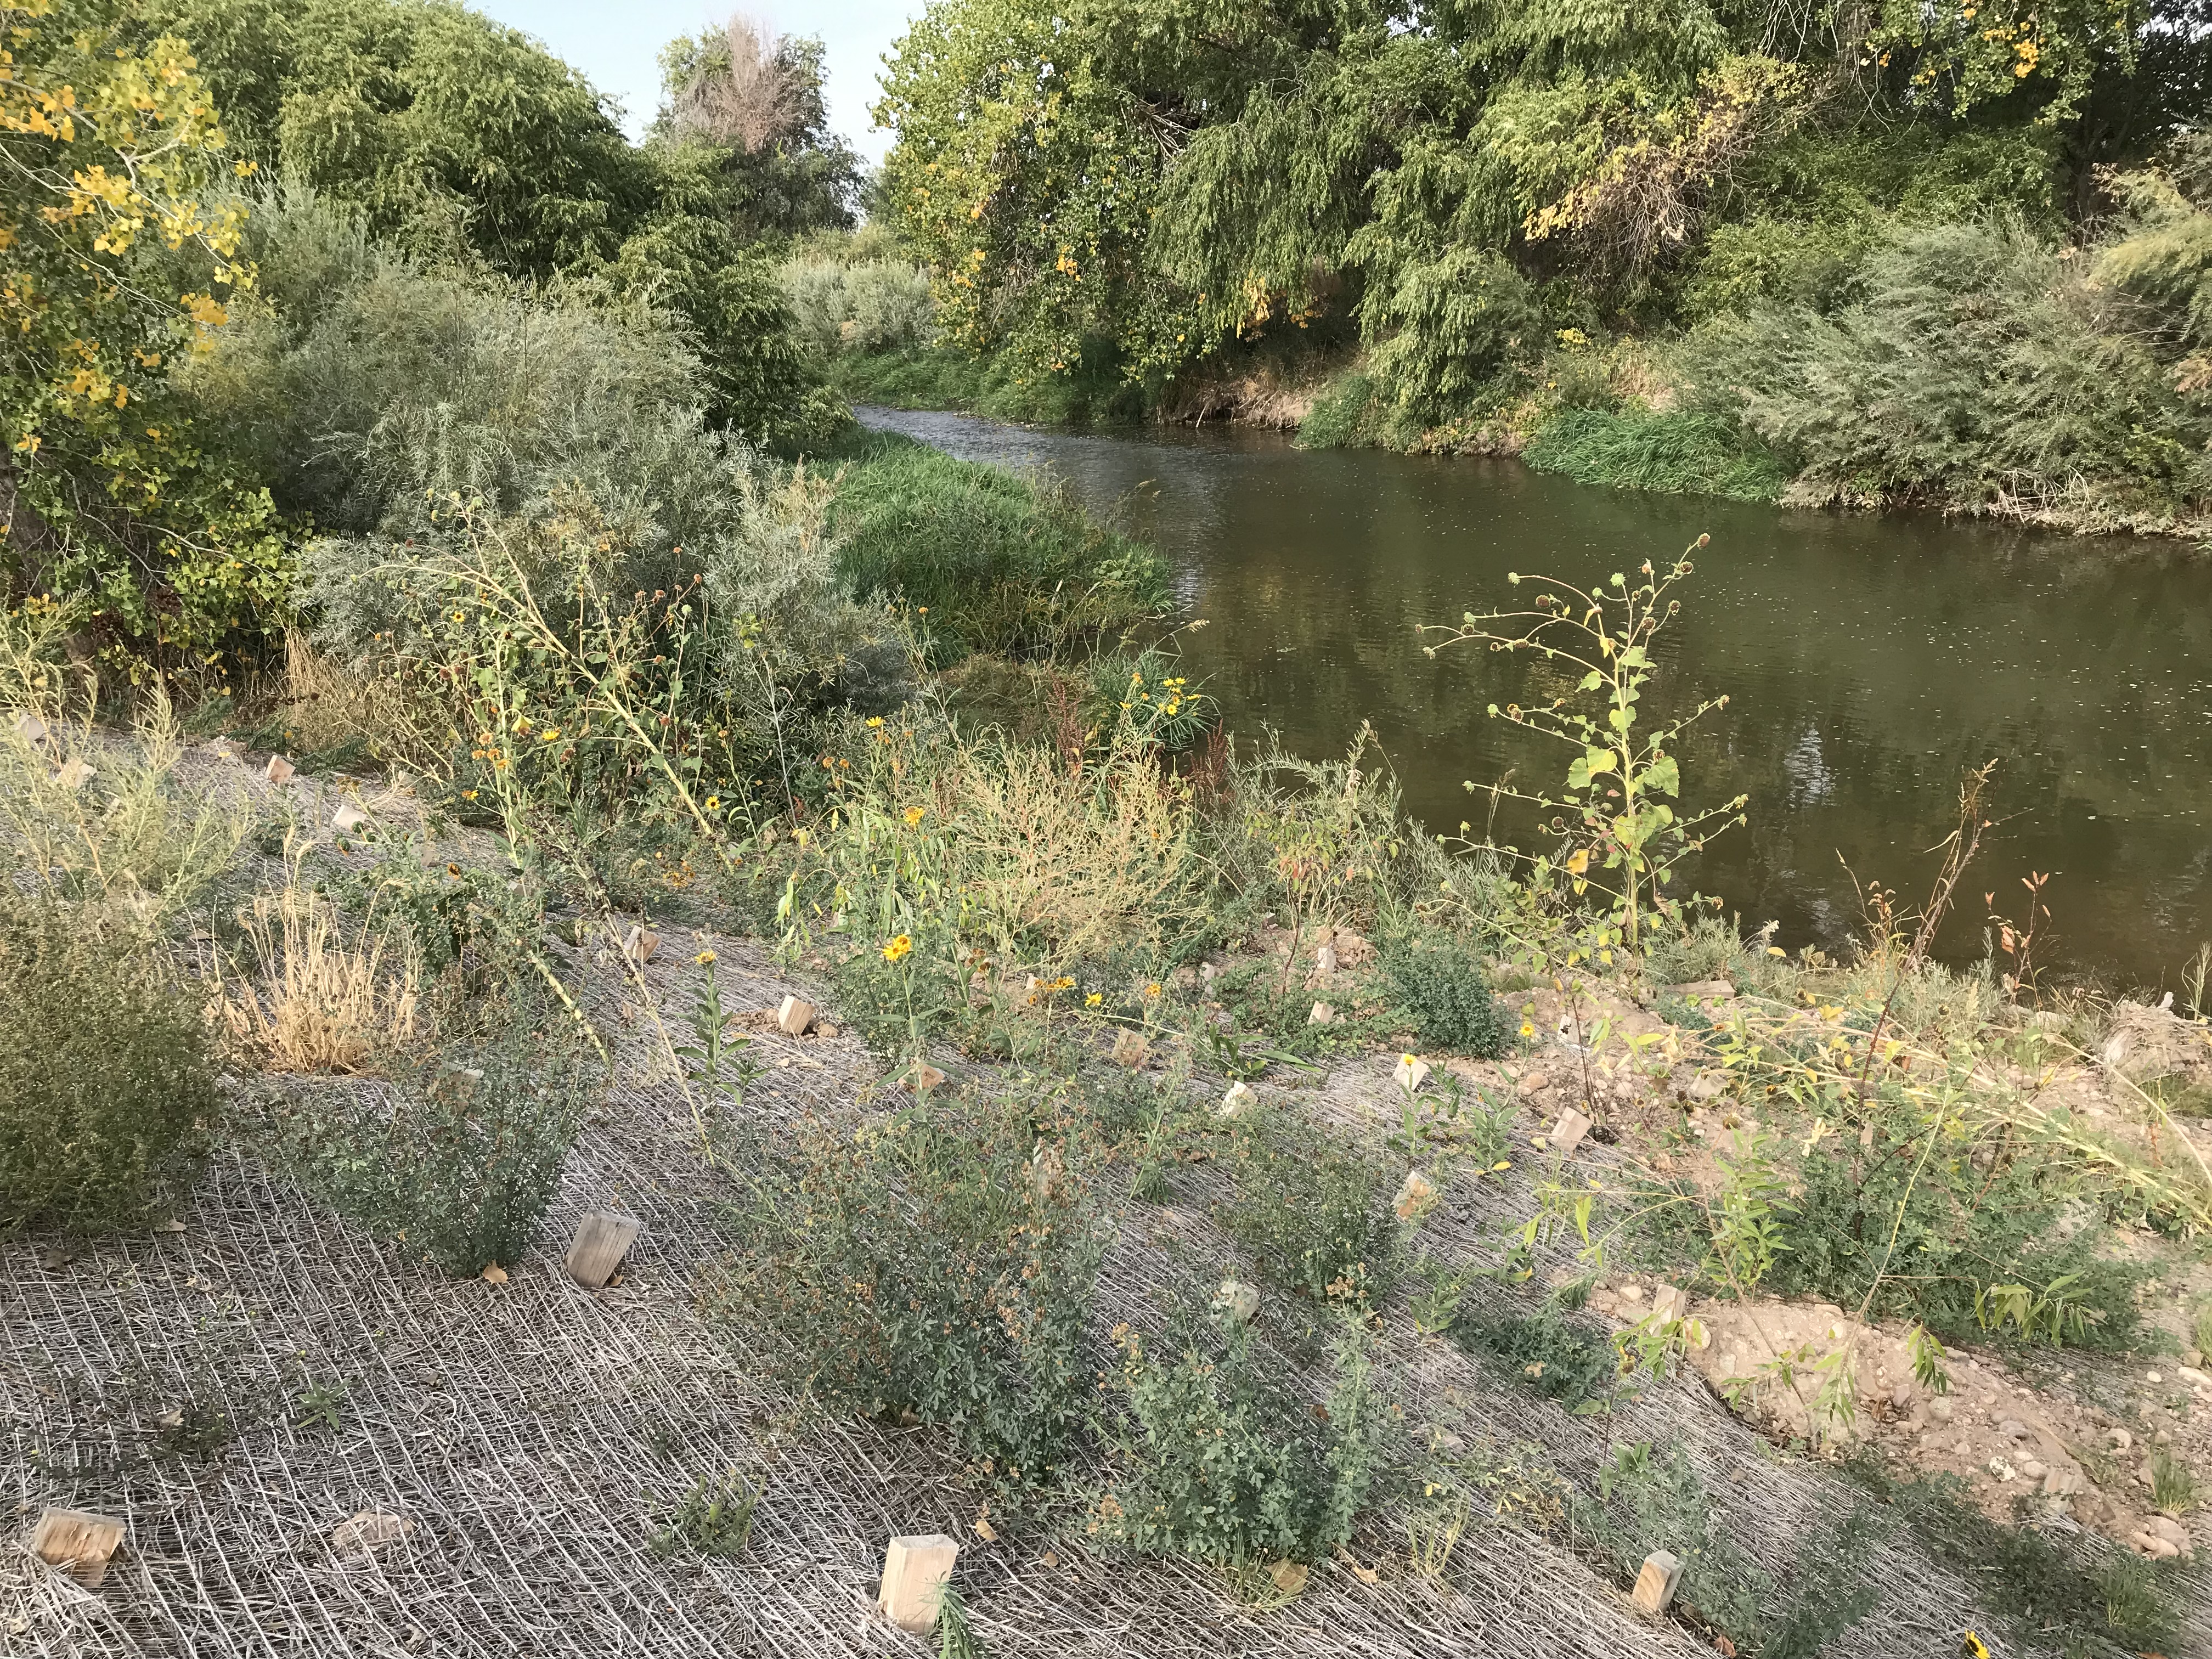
[{"left": 1, "top": 0, "right": 285, "bottom": 669}]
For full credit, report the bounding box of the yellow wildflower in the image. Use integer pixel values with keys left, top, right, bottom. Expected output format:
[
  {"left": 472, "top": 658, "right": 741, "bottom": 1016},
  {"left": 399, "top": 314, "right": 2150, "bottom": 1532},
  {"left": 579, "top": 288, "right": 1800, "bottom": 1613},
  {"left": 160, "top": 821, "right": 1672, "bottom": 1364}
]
[{"left": 883, "top": 934, "right": 913, "bottom": 963}]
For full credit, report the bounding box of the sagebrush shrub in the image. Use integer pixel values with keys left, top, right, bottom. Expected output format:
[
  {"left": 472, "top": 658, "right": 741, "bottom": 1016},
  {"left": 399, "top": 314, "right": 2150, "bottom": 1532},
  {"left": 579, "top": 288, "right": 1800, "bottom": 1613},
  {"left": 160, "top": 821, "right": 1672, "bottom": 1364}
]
[
  {"left": 0, "top": 904, "right": 218, "bottom": 1234},
  {"left": 251, "top": 979, "right": 595, "bottom": 1276},
  {"left": 720, "top": 1082, "right": 1107, "bottom": 1495},
  {"left": 1380, "top": 932, "right": 1508, "bottom": 1058}
]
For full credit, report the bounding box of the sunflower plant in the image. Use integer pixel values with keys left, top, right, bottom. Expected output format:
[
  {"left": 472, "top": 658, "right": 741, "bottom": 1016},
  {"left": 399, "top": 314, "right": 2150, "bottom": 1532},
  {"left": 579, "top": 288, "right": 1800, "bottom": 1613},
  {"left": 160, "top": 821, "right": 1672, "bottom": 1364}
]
[{"left": 1425, "top": 539, "right": 1745, "bottom": 957}]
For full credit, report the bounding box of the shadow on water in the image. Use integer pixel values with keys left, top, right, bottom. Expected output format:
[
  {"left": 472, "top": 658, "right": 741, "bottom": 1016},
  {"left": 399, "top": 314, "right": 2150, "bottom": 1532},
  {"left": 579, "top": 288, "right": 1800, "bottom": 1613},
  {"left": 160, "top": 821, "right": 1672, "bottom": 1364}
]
[{"left": 859, "top": 406, "right": 2212, "bottom": 989}]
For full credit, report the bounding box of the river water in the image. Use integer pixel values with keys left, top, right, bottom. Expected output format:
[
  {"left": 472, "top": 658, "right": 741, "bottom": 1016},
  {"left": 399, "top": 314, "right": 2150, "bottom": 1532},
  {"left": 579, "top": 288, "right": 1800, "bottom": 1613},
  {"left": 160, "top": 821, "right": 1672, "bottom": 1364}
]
[{"left": 860, "top": 407, "right": 2212, "bottom": 988}]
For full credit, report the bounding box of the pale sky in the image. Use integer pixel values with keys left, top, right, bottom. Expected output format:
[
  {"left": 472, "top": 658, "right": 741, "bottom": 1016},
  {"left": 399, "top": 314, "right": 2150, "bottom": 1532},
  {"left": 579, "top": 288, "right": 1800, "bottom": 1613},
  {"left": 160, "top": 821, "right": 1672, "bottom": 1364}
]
[{"left": 469, "top": 1, "right": 922, "bottom": 161}]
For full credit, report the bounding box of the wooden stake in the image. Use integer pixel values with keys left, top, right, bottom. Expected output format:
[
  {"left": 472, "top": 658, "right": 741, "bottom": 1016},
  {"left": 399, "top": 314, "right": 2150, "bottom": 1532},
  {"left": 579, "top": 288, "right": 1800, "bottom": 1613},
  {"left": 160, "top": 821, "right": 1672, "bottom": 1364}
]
[
  {"left": 564, "top": 1211, "right": 643, "bottom": 1289},
  {"left": 878, "top": 1533, "right": 959, "bottom": 1633},
  {"left": 32, "top": 1508, "right": 123, "bottom": 1588}
]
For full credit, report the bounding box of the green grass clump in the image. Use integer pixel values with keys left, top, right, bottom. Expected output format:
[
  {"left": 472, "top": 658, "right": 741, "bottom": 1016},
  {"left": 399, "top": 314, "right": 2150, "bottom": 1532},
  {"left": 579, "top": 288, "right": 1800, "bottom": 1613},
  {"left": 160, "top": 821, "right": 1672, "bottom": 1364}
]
[
  {"left": 827, "top": 435, "right": 1170, "bottom": 661},
  {"left": 1522, "top": 408, "right": 1790, "bottom": 501},
  {"left": 1754, "top": 1109, "right": 2147, "bottom": 1351},
  {"left": 0, "top": 902, "right": 218, "bottom": 1234}
]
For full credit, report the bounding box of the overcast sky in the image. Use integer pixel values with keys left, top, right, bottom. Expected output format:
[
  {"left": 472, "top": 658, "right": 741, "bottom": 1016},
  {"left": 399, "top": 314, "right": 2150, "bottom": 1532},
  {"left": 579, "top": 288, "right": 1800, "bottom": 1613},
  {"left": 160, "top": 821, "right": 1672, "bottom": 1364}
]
[{"left": 469, "top": 1, "right": 922, "bottom": 161}]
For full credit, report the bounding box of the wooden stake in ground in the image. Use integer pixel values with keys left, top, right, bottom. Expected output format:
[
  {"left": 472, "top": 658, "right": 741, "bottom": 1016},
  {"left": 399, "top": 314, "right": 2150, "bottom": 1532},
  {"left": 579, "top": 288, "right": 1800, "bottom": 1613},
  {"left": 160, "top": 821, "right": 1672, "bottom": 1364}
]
[
  {"left": 32, "top": 1508, "right": 125, "bottom": 1588},
  {"left": 265, "top": 754, "right": 295, "bottom": 784},
  {"left": 565, "top": 1211, "right": 644, "bottom": 1289},
  {"left": 1631, "top": 1549, "right": 1683, "bottom": 1614},
  {"left": 878, "top": 1533, "right": 959, "bottom": 1632},
  {"left": 1548, "top": 1107, "right": 1593, "bottom": 1156},
  {"left": 775, "top": 995, "right": 814, "bottom": 1035}
]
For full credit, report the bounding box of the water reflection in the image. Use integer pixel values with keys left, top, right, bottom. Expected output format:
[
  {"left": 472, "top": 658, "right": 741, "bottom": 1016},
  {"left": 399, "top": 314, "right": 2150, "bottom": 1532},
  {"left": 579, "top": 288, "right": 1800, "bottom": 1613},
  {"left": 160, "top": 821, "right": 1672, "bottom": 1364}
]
[{"left": 860, "top": 407, "right": 2212, "bottom": 986}]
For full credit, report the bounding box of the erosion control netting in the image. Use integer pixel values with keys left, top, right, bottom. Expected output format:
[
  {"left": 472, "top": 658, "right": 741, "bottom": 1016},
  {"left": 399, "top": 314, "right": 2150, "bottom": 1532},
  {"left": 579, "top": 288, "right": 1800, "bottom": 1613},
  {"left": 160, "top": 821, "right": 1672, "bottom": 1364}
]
[{"left": 4, "top": 759, "right": 2209, "bottom": 1658}]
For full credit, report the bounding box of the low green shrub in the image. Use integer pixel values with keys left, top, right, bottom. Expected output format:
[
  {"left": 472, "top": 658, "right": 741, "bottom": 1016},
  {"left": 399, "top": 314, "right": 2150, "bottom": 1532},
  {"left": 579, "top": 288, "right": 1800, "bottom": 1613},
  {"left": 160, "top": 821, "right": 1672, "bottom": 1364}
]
[
  {"left": 1217, "top": 1114, "right": 1398, "bottom": 1309},
  {"left": 1843, "top": 1453, "right": 2180, "bottom": 1655},
  {"left": 1091, "top": 1311, "right": 1385, "bottom": 1566},
  {"left": 1758, "top": 1111, "right": 2146, "bottom": 1351},
  {"left": 0, "top": 903, "right": 219, "bottom": 1234},
  {"left": 1522, "top": 408, "right": 1790, "bottom": 502},
  {"left": 1573, "top": 1443, "right": 1887, "bottom": 1657},
  {"left": 251, "top": 980, "right": 596, "bottom": 1276},
  {"left": 718, "top": 1082, "right": 1107, "bottom": 1496},
  {"left": 827, "top": 436, "right": 1170, "bottom": 661},
  {"left": 1454, "top": 1308, "right": 1614, "bottom": 1410},
  {"left": 1379, "top": 932, "right": 1510, "bottom": 1058}
]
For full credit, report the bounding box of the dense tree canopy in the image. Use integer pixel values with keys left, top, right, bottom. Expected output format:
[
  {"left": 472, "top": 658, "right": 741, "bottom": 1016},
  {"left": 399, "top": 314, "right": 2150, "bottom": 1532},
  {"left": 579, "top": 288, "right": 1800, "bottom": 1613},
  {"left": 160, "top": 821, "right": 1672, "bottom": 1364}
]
[{"left": 876, "top": 0, "right": 2212, "bottom": 414}]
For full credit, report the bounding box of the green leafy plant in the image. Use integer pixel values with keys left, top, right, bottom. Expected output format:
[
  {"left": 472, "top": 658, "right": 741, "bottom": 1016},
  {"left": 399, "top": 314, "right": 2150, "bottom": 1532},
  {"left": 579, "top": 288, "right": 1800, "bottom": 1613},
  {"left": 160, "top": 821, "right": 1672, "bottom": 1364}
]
[
  {"left": 1424, "top": 548, "right": 1747, "bottom": 953},
  {"left": 1455, "top": 1308, "right": 1614, "bottom": 1411},
  {"left": 1217, "top": 1115, "right": 1397, "bottom": 1310},
  {"left": 935, "top": 1579, "right": 988, "bottom": 1659},
  {"left": 1379, "top": 932, "right": 1509, "bottom": 1058},
  {"left": 1091, "top": 1310, "right": 1384, "bottom": 1567},
  {"left": 718, "top": 1082, "right": 1106, "bottom": 1497},
  {"left": 1906, "top": 1323, "right": 1951, "bottom": 1395},
  {"left": 294, "top": 1380, "right": 347, "bottom": 1431},
  {"left": 1972, "top": 1271, "right": 2105, "bottom": 1347},
  {"left": 1705, "top": 1124, "right": 1791, "bottom": 1296},
  {"left": 0, "top": 901, "right": 218, "bottom": 1235},
  {"left": 673, "top": 948, "right": 765, "bottom": 1116}
]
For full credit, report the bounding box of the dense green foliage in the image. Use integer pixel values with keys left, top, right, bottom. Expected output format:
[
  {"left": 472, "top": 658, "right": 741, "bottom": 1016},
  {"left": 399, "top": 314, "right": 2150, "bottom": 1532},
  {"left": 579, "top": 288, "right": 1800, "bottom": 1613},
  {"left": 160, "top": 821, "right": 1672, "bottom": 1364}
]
[
  {"left": 875, "top": 0, "right": 2212, "bottom": 528},
  {"left": 6, "top": 0, "right": 862, "bottom": 667},
  {"left": 1751, "top": 1110, "right": 2147, "bottom": 1348},
  {"left": 0, "top": 902, "right": 218, "bottom": 1233},
  {"left": 826, "top": 436, "right": 1170, "bottom": 660},
  {"left": 1094, "top": 1313, "right": 1385, "bottom": 1566},
  {"left": 1453, "top": 1308, "right": 1614, "bottom": 1408},
  {"left": 1379, "top": 932, "right": 1510, "bottom": 1057}
]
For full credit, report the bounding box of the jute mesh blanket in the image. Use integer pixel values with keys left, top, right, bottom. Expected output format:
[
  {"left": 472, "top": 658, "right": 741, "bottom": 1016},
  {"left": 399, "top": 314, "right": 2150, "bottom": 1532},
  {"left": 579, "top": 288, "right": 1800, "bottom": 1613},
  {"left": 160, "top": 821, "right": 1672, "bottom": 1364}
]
[{"left": 5, "top": 754, "right": 2207, "bottom": 1656}]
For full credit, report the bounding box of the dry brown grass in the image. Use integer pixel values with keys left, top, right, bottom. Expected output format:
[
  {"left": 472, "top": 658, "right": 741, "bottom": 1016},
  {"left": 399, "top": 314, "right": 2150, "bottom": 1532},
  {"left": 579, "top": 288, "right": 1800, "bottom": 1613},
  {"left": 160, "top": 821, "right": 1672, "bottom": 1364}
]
[
  {"left": 257, "top": 634, "right": 408, "bottom": 758},
  {"left": 216, "top": 859, "right": 419, "bottom": 1074}
]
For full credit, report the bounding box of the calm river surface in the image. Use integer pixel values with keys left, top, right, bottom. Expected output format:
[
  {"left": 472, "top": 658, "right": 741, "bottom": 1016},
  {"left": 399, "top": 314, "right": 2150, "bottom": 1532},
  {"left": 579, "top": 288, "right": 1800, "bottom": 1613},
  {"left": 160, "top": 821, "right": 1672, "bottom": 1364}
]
[{"left": 861, "top": 407, "right": 2212, "bottom": 988}]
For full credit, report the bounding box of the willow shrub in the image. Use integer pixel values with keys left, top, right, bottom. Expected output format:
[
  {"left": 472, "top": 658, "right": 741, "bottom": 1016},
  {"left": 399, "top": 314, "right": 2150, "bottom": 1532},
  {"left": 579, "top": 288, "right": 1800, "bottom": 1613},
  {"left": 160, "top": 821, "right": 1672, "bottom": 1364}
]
[
  {"left": 1683, "top": 218, "right": 2212, "bottom": 533},
  {"left": 715, "top": 1082, "right": 1108, "bottom": 1497}
]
